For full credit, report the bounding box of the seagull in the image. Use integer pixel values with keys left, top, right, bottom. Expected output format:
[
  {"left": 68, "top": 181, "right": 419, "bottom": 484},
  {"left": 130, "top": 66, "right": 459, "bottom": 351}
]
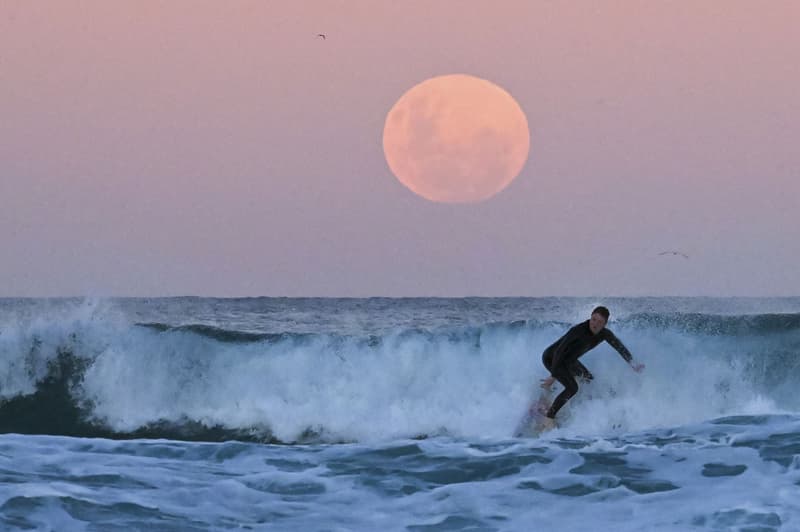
[
  {"left": 658, "top": 251, "right": 689, "bottom": 259},
  {"left": 317, "top": 33, "right": 326, "bottom": 40}
]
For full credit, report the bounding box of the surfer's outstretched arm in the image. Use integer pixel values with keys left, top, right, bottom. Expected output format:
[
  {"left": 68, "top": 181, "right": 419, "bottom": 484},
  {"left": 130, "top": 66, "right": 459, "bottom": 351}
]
[{"left": 603, "top": 329, "right": 645, "bottom": 372}]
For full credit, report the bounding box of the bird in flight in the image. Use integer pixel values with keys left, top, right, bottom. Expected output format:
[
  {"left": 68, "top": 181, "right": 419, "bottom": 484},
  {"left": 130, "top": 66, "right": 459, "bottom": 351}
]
[
  {"left": 658, "top": 251, "right": 689, "bottom": 259},
  {"left": 317, "top": 33, "right": 326, "bottom": 40}
]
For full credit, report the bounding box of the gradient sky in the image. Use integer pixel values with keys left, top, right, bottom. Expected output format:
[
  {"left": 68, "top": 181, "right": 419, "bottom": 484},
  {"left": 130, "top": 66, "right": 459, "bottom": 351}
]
[{"left": 1, "top": 1, "right": 798, "bottom": 297}]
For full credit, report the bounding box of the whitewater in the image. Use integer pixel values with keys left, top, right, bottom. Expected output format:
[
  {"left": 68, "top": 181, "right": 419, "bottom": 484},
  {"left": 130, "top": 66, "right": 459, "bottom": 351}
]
[{"left": 1, "top": 297, "right": 798, "bottom": 531}]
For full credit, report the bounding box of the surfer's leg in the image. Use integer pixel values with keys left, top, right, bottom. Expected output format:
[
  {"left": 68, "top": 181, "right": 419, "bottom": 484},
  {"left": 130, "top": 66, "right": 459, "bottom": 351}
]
[
  {"left": 546, "top": 370, "right": 578, "bottom": 419},
  {"left": 569, "top": 361, "right": 594, "bottom": 383}
]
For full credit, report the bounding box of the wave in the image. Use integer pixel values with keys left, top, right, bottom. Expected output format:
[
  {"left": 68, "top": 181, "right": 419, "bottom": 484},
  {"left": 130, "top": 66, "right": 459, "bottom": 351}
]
[
  {"left": 138, "top": 312, "right": 800, "bottom": 345},
  {"left": 619, "top": 312, "right": 800, "bottom": 335},
  {"left": 135, "top": 322, "right": 310, "bottom": 345},
  {"left": 1, "top": 310, "right": 798, "bottom": 443}
]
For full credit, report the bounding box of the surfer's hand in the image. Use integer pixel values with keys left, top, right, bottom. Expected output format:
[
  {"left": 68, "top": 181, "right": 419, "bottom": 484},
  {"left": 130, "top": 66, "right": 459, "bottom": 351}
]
[
  {"left": 540, "top": 376, "right": 555, "bottom": 390},
  {"left": 631, "top": 362, "right": 645, "bottom": 373}
]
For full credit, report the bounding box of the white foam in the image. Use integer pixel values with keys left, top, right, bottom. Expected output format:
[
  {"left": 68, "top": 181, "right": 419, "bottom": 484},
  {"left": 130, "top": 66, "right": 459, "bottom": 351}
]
[
  {"left": 1, "top": 301, "right": 798, "bottom": 442},
  {"left": 3, "top": 417, "right": 799, "bottom": 531}
]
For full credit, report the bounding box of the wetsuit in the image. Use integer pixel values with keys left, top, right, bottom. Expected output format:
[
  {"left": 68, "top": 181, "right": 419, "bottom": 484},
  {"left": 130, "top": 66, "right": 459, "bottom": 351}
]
[{"left": 542, "top": 320, "right": 634, "bottom": 419}]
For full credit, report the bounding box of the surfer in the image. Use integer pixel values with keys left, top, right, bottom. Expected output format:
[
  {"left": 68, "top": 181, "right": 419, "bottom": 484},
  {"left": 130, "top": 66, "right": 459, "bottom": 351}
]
[{"left": 539, "top": 306, "right": 644, "bottom": 429}]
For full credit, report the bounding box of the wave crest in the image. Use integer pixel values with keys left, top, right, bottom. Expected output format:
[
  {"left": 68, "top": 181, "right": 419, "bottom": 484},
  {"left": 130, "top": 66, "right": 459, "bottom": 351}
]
[{"left": 1, "top": 310, "right": 798, "bottom": 443}]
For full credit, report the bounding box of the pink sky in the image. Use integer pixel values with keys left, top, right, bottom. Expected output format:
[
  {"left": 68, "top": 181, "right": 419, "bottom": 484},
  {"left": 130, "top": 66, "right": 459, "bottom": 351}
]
[{"left": 1, "top": 1, "right": 798, "bottom": 296}]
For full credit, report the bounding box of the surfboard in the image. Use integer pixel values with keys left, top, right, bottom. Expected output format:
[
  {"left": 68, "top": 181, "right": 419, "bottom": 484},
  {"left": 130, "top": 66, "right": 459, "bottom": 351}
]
[{"left": 514, "top": 388, "right": 556, "bottom": 437}]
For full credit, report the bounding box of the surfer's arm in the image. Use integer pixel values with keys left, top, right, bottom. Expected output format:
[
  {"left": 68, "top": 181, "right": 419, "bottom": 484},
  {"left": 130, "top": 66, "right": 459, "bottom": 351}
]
[{"left": 604, "top": 329, "right": 644, "bottom": 372}]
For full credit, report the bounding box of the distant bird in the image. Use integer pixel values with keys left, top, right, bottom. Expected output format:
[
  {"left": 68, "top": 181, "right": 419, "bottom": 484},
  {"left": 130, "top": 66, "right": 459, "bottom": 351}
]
[
  {"left": 658, "top": 251, "right": 689, "bottom": 259},
  {"left": 317, "top": 33, "right": 326, "bottom": 40}
]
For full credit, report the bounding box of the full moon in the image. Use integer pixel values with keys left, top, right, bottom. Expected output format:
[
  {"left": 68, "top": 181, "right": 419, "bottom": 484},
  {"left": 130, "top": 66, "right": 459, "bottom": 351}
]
[{"left": 383, "top": 74, "right": 530, "bottom": 204}]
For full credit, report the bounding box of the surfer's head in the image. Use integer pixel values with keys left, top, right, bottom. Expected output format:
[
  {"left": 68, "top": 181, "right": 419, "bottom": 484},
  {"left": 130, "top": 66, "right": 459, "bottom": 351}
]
[{"left": 589, "top": 306, "right": 609, "bottom": 334}]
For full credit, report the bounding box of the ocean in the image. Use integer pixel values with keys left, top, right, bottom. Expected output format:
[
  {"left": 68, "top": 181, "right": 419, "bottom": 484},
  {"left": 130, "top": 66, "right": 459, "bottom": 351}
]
[{"left": 0, "top": 297, "right": 798, "bottom": 531}]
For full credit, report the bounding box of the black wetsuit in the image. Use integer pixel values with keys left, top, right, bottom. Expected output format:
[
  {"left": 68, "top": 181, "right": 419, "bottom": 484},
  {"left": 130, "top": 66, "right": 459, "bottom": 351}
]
[{"left": 542, "top": 320, "right": 634, "bottom": 419}]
